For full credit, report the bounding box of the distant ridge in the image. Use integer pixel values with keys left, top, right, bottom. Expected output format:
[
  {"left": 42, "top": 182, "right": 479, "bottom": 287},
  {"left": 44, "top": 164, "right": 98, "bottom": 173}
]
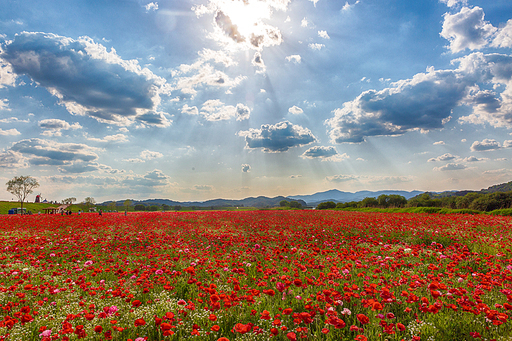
[
  {"left": 103, "top": 196, "right": 307, "bottom": 208},
  {"left": 101, "top": 181, "right": 512, "bottom": 208},
  {"left": 288, "top": 189, "right": 423, "bottom": 205},
  {"left": 424, "top": 180, "right": 512, "bottom": 199}
]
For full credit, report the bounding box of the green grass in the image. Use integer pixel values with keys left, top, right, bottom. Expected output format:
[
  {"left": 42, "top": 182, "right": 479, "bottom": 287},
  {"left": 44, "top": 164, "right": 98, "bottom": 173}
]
[{"left": 0, "top": 201, "right": 59, "bottom": 214}]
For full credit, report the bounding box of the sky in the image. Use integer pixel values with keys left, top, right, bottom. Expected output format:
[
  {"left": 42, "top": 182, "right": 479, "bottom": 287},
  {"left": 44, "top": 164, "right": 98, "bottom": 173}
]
[{"left": 1, "top": 0, "right": 512, "bottom": 203}]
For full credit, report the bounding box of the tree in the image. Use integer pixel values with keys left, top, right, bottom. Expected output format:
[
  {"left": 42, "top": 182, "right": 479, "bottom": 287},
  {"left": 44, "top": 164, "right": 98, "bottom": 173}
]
[
  {"left": 134, "top": 204, "right": 146, "bottom": 211},
  {"left": 280, "top": 200, "right": 289, "bottom": 207},
  {"left": 317, "top": 201, "right": 336, "bottom": 210},
  {"left": 289, "top": 201, "right": 302, "bottom": 209},
  {"left": 83, "top": 197, "right": 96, "bottom": 211},
  {"left": 387, "top": 194, "right": 407, "bottom": 208},
  {"left": 107, "top": 201, "right": 116, "bottom": 211},
  {"left": 407, "top": 193, "right": 432, "bottom": 207},
  {"left": 456, "top": 192, "right": 482, "bottom": 209},
  {"left": 6, "top": 176, "right": 39, "bottom": 214},
  {"left": 124, "top": 200, "right": 132, "bottom": 213},
  {"left": 336, "top": 201, "right": 358, "bottom": 209},
  {"left": 359, "top": 197, "right": 378, "bottom": 208},
  {"left": 62, "top": 197, "right": 76, "bottom": 205}
]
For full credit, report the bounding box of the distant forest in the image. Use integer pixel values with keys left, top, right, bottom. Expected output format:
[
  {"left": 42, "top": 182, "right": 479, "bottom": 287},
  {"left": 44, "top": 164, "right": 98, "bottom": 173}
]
[{"left": 318, "top": 181, "right": 512, "bottom": 212}]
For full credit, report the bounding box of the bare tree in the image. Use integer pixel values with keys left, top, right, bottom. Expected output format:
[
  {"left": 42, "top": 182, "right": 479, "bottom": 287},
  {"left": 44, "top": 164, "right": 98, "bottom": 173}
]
[
  {"left": 62, "top": 197, "right": 77, "bottom": 205},
  {"left": 83, "top": 197, "right": 96, "bottom": 211},
  {"left": 6, "top": 176, "right": 39, "bottom": 214}
]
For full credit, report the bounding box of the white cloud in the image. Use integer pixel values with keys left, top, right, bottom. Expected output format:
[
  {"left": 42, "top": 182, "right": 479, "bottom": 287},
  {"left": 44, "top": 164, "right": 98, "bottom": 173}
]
[
  {"left": 433, "top": 141, "right": 446, "bottom": 145},
  {"left": 238, "top": 121, "right": 316, "bottom": 153},
  {"left": 326, "top": 174, "right": 414, "bottom": 184},
  {"left": 8, "top": 138, "right": 100, "bottom": 173},
  {"left": 0, "top": 150, "right": 27, "bottom": 169},
  {"left": 318, "top": 30, "right": 330, "bottom": 39},
  {"left": 192, "top": 184, "right": 213, "bottom": 191},
  {"left": 462, "top": 156, "right": 485, "bottom": 162},
  {"left": 124, "top": 149, "right": 163, "bottom": 163},
  {"left": 135, "top": 111, "right": 172, "bottom": 128},
  {"left": 1, "top": 32, "right": 171, "bottom": 126},
  {"left": 288, "top": 106, "right": 303, "bottom": 115},
  {"left": 174, "top": 62, "right": 247, "bottom": 97},
  {"left": 236, "top": 103, "right": 251, "bottom": 121},
  {"left": 193, "top": 0, "right": 287, "bottom": 52},
  {"left": 0, "top": 99, "right": 9, "bottom": 111},
  {"left": 440, "top": 0, "right": 467, "bottom": 8},
  {"left": 428, "top": 153, "right": 457, "bottom": 162},
  {"left": 39, "top": 119, "right": 81, "bottom": 136},
  {"left": 492, "top": 19, "right": 512, "bottom": 48},
  {"left": 440, "top": 7, "right": 496, "bottom": 53},
  {"left": 433, "top": 163, "right": 467, "bottom": 171},
  {"left": 0, "top": 117, "right": 29, "bottom": 123},
  {"left": 308, "top": 43, "right": 325, "bottom": 50},
  {"left": 252, "top": 52, "right": 266, "bottom": 72},
  {"left": 87, "top": 134, "right": 128, "bottom": 143},
  {"left": 327, "top": 52, "right": 512, "bottom": 144},
  {"left": 301, "top": 146, "right": 349, "bottom": 162},
  {"left": 341, "top": 0, "right": 360, "bottom": 11},
  {"left": 181, "top": 104, "right": 199, "bottom": 116},
  {"left": 301, "top": 18, "right": 309, "bottom": 28},
  {"left": 145, "top": 2, "right": 158, "bottom": 12},
  {"left": 45, "top": 170, "right": 171, "bottom": 191},
  {"left": 182, "top": 100, "right": 250, "bottom": 122},
  {"left": 0, "top": 128, "right": 21, "bottom": 136},
  {"left": 122, "top": 169, "right": 171, "bottom": 187},
  {"left": 482, "top": 168, "right": 510, "bottom": 176},
  {"left": 123, "top": 158, "right": 144, "bottom": 163},
  {"left": 285, "top": 55, "right": 301, "bottom": 64},
  {"left": 141, "top": 150, "right": 163, "bottom": 160},
  {"left": 241, "top": 164, "right": 251, "bottom": 173},
  {"left": 199, "top": 48, "right": 237, "bottom": 67},
  {"left": 325, "top": 174, "right": 357, "bottom": 183},
  {"left": 470, "top": 138, "right": 502, "bottom": 151},
  {"left": 0, "top": 57, "right": 16, "bottom": 88}
]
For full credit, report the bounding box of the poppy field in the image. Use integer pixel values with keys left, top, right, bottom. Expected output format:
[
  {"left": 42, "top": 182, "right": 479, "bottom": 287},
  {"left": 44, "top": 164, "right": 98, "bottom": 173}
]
[{"left": 1, "top": 210, "right": 512, "bottom": 341}]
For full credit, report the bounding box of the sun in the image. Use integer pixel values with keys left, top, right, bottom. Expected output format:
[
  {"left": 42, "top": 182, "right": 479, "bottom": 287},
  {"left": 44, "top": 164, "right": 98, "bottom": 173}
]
[
  {"left": 196, "top": 0, "right": 287, "bottom": 52},
  {"left": 211, "top": 0, "right": 286, "bottom": 51},
  {"left": 219, "top": 0, "right": 271, "bottom": 37}
]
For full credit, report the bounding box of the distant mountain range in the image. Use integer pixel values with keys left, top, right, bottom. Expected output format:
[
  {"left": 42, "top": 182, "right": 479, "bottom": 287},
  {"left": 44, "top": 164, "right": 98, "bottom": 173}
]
[
  {"left": 425, "top": 180, "right": 512, "bottom": 199},
  {"left": 288, "top": 189, "right": 423, "bottom": 205},
  {"left": 103, "top": 196, "right": 308, "bottom": 208},
  {"left": 101, "top": 181, "right": 512, "bottom": 208},
  {"left": 102, "top": 190, "right": 422, "bottom": 208}
]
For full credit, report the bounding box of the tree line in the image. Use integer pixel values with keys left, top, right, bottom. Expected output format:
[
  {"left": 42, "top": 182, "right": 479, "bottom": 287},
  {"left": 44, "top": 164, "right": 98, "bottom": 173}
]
[{"left": 317, "top": 191, "right": 512, "bottom": 212}]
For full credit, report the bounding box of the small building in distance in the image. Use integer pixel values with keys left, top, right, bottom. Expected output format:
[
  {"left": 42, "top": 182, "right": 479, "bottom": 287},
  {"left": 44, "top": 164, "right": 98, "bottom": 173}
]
[{"left": 42, "top": 204, "right": 72, "bottom": 214}]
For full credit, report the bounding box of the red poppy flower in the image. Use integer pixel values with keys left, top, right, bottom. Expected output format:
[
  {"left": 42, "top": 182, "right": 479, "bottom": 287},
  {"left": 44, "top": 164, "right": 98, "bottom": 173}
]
[
  {"left": 357, "top": 314, "right": 370, "bottom": 325},
  {"left": 134, "top": 318, "right": 146, "bottom": 326}
]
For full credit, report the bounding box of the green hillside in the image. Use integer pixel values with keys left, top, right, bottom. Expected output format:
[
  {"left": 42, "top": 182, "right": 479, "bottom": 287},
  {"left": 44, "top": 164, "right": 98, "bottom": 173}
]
[
  {"left": 482, "top": 181, "right": 512, "bottom": 194},
  {"left": 0, "top": 201, "right": 59, "bottom": 215}
]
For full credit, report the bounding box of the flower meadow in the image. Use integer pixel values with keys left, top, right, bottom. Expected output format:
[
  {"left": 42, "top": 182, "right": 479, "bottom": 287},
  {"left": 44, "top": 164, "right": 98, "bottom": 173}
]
[{"left": 1, "top": 210, "right": 512, "bottom": 341}]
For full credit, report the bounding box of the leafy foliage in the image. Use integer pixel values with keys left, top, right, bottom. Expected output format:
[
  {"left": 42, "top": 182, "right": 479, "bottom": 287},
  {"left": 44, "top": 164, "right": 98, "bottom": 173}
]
[
  {"left": 5, "top": 175, "right": 39, "bottom": 213},
  {"left": 316, "top": 201, "right": 336, "bottom": 209}
]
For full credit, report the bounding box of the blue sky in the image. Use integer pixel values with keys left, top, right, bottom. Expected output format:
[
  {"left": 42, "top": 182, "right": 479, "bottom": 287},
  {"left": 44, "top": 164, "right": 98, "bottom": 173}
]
[{"left": 1, "top": 0, "right": 512, "bottom": 202}]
